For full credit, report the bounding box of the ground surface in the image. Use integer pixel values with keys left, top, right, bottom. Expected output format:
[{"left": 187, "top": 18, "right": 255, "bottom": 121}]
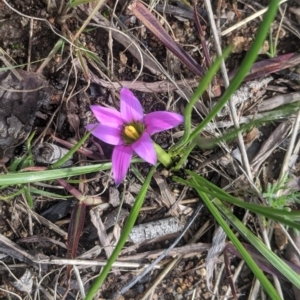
[{"left": 0, "top": 0, "right": 300, "bottom": 299}]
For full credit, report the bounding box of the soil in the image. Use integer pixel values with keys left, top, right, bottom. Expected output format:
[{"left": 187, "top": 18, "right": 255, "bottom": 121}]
[{"left": 0, "top": 0, "right": 300, "bottom": 299}]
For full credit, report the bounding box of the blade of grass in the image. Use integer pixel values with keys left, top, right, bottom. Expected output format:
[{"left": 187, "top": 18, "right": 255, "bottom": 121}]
[
  {"left": 175, "top": 172, "right": 300, "bottom": 228},
  {"left": 0, "top": 58, "right": 45, "bottom": 72},
  {"left": 71, "top": 0, "right": 106, "bottom": 42},
  {"left": 226, "top": 243, "right": 300, "bottom": 278},
  {"left": 23, "top": 185, "right": 34, "bottom": 208},
  {"left": 217, "top": 198, "right": 300, "bottom": 289},
  {"left": 30, "top": 187, "right": 73, "bottom": 199},
  {"left": 184, "top": 170, "right": 298, "bottom": 217},
  {"left": 0, "top": 188, "right": 25, "bottom": 201},
  {"left": 8, "top": 156, "right": 25, "bottom": 172},
  {"left": 0, "top": 159, "right": 141, "bottom": 186},
  {"left": 69, "top": 0, "right": 96, "bottom": 7},
  {"left": 171, "top": 46, "right": 232, "bottom": 152},
  {"left": 195, "top": 186, "right": 281, "bottom": 300},
  {"left": 190, "top": 0, "right": 280, "bottom": 138},
  {"left": 36, "top": 39, "right": 65, "bottom": 73},
  {"left": 193, "top": 102, "right": 300, "bottom": 149},
  {"left": 174, "top": 175, "right": 300, "bottom": 289},
  {"left": 84, "top": 165, "right": 157, "bottom": 300},
  {"left": 50, "top": 132, "right": 90, "bottom": 169},
  {"left": 173, "top": 0, "right": 281, "bottom": 170}
]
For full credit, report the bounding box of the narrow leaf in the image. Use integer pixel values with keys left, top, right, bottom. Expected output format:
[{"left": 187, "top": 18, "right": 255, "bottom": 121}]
[
  {"left": 188, "top": 0, "right": 281, "bottom": 143},
  {"left": 196, "top": 187, "right": 281, "bottom": 300},
  {"left": 174, "top": 175, "right": 300, "bottom": 290},
  {"left": 0, "top": 159, "right": 141, "bottom": 186},
  {"left": 85, "top": 165, "right": 157, "bottom": 300}
]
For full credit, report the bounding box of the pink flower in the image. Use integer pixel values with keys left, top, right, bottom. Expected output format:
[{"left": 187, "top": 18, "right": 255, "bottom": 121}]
[{"left": 86, "top": 88, "right": 183, "bottom": 184}]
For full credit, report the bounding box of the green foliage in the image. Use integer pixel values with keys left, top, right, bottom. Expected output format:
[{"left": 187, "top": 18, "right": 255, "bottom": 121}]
[
  {"left": 263, "top": 173, "right": 300, "bottom": 209},
  {"left": 84, "top": 1, "right": 285, "bottom": 299},
  {"left": 173, "top": 171, "right": 300, "bottom": 295},
  {"left": 68, "top": 0, "right": 95, "bottom": 8},
  {"left": 84, "top": 165, "right": 157, "bottom": 300},
  {"left": 195, "top": 187, "right": 281, "bottom": 300},
  {"left": 5, "top": 132, "right": 108, "bottom": 207},
  {"left": 267, "top": 31, "right": 277, "bottom": 58},
  {"left": 6, "top": 132, "right": 35, "bottom": 207},
  {"left": 173, "top": 0, "right": 283, "bottom": 170},
  {"left": 266, "top": 13, "right": 284, "bottom": 58},
  {"left": 8, "top": 131, "right": 35, "bottom": 172},
  {"left": 2, "top": 0, "right": 296, "bottom": 299},
  {"left": 175, "top": 171, "right": 300, "bottom": 228},
  {"left": 11, "top": 43, "right": 25, "bottom": 50}
]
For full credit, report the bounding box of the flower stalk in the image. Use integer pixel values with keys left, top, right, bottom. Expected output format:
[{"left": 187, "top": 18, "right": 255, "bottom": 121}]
[{"left": 154, "top": 143, "right": 172, "bottom": 167}]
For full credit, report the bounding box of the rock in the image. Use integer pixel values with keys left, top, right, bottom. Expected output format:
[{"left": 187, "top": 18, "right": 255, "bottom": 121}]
[{"left": 0, "top": 70, "right": 51, "bottom": 163}]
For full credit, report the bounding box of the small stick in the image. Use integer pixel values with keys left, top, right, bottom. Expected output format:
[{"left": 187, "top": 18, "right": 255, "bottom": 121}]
[
  {"left": 193, "top": 2, "right": 211, "bottom": 69},
  {"left": 27, "top": 18, "right": 33, "bottom": 71}
]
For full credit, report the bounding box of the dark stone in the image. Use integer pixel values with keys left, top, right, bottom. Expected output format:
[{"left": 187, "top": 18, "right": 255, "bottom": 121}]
[{"left": 0, "top": 70, "right": 51, "bottom": 162}]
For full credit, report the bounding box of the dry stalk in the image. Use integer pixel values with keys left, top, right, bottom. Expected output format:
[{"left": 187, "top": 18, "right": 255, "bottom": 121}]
[
  {"left": 204, "top": 0, "right": 252, "bottom": 181},
  {"left": 221, "top": 0, "right": 288, "bottom": 36}
]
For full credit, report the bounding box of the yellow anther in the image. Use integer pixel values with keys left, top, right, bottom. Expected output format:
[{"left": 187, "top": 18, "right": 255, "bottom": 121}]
[{"left": 124, "top": 125, "right": 140, "bottom": 140}]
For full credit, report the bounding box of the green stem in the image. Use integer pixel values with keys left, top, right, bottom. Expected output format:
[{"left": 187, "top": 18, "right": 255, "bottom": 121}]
[
  {"left": 195, "top": 187, "right": 281, "bottom": 300},
  {"left": 187, "top": 0, "right": 280, "bottom": 145},
  {"left": 154, "top": 143, "right": 172, "bottom": 167},
  {"left": 171, "top": 46, "right": 232, "bottom": 152},
  {"left": 173, "top": 0, "right": 280, "bottom": 171},
  {"left": 84, "top": 165, "right": 157, "bottom": 300},
  {"left": 173, "top": 141, "right": 196, "bottom": 171},
  {"left": 50, "top": 132, "right": 90, "bottom": 169}
]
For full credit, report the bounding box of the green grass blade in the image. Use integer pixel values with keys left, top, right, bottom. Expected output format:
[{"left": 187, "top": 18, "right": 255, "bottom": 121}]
[
  {"left": 182, "top": 171, "right": 300, "bottom": 228},
  {"left": 9, "top": 156, "right": 25, "bottom": 172},
  {"left": 0, "top": 163, "right": 110, "bottom": 186},
  {"left": 174, "top": 0, "right": 281, "bottom": 169},
  {"left": 30, "top": 187, "right": 73, "bottom": 199},
  {"left": 188, "top": 0, "right": 280, "bottom": 143},
  {"left": 195, "top": 185, "right": 281, "bottom": 300},
  {"left": 215, "top": 198, "right": 300, "bottom": 290},
  {"left": 84, "top": 165, "right": 157, "bottom": 300},
  {"left": 0, "top": 188, "right": 24, "bottom": 200},
  {"left": 0, "top": 59, "right": 45, "bottom": 72},
  {"left": 172, "top": 46, "right": 232, "bottom": 152},
  {"left": 0, "top": 160, "right": 137, "bottom": 186},
  {"left": 24, "top": 185, "right": 34, "bottom": 208},
  {"left": 198, "top": 184, "right": 300, "bottom": 228},
  {"left": 195, "top": 102, "right": 300, "bottom": 149},
  {"left": 50, "top": 132, "right": 91, "bottom": 169},
  {"left": 69, "top": 0, "right": 96, "bottom": 7},
  {"left": 174, "top": 175, "right": 300, "bottom": 290}
]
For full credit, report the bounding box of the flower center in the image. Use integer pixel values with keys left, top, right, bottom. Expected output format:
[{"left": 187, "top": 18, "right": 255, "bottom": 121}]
[
  {"left": 122, "top": 122, "right": 144, "bottom": 144},
  {"left": 124, "top": 125, "right": 139, "bottom": 140}
]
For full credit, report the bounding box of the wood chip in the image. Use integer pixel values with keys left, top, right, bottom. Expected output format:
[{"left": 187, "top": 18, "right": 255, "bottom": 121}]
[
  {"left": 90, "top": 206, "right": 114, "bottom": 258},
  {"left": 129, "top": 217, "right": 184, "bottom": 243}
]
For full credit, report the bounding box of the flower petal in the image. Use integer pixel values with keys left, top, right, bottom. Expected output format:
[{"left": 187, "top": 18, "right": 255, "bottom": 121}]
[
  {"left": 112, "top": 145, "right": 133, "bottom": 185},
  {"left": 86, "top": 123, "right": 122, "bottom": 145},
  {"left": 131, "top": 132, "right": 157, "bottom": 165},
  {"left": 144, "top": 111, "right": 183, "bottom": 135},
  {"left": 120, "top": 88, "right": 144, "bottom": 123},
  {"left": 90, "top": 105, "right": 123, "bottom": 127}
]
